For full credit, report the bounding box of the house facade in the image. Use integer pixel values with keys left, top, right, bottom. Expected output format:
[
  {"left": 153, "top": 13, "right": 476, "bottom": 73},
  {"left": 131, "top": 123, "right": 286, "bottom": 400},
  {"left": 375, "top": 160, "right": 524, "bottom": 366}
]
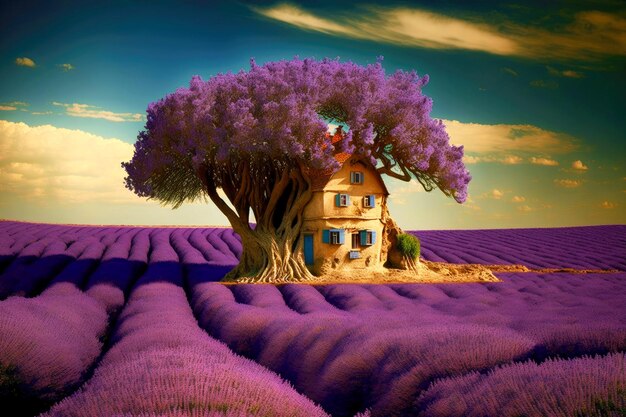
[{"left": 302, "top": 155, "right": 389, "bottom": 275}]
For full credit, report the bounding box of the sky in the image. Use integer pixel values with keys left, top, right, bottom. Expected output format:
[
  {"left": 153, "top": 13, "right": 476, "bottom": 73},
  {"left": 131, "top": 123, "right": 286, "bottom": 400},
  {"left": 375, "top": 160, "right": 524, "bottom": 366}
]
[{"left": 0, "top": 0, "right": 624, "bottom": 230}]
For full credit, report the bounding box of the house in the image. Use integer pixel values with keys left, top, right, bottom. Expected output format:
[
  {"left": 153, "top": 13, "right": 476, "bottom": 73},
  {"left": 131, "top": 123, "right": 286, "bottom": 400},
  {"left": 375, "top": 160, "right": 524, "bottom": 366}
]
[{"left": 302, "top": 131, "right": 389, "bottom": 275}]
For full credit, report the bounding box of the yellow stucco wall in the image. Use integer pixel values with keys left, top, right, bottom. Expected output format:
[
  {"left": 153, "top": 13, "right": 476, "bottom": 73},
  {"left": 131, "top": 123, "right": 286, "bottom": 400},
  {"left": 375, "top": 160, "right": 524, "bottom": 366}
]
[{"left": 302, "top": 158, "right": 388, "bottom": 274}]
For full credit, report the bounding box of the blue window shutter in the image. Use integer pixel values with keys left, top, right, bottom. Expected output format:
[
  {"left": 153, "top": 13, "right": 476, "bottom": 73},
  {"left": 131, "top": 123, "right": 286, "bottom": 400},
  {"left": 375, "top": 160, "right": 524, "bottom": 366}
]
[
  {"left": 338, "top": 229, "right": 345, "bottom": 244},
  {"left": 360, "top": 230, "right": 366, "bottom": 246},
  {"left": 346, "top": 195, "right": 351, "bottom": 206},
  {"left": 322, "top": 230, "right": 330, "bottom": 243},
  {"left": 370, "top": 195, "right": 375, "bottom": 207},
  {"left": 350, "top": 172, "right": 355, "bottom": 183},
  {"left": 371, "top": 231, "right": 377, "bottom": 244},
  {"left": 335, "top": 194, "right": 340, "bottom": 207}
]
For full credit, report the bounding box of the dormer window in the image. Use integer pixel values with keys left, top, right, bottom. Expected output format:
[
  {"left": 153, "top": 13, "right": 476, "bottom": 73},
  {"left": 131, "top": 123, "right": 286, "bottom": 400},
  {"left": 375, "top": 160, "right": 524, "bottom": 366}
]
[{"left": 350, "top": 171, "right": 364, "bottom": 184}]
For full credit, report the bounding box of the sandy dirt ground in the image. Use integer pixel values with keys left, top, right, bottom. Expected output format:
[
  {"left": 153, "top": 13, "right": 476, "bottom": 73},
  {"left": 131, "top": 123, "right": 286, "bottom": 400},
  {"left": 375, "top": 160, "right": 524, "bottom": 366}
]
[{"left": 229, "top": 260, "right": 621, "bottom": 285}]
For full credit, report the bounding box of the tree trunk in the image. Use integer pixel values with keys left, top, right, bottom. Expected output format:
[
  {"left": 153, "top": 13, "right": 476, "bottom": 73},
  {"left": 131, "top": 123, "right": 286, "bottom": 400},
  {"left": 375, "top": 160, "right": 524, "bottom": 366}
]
[
  {"left": 222, "top": 228, "right": 314, "bottom": 283},
  {"left": 199, "top": 162, "right": 315, "bottom": 283}
]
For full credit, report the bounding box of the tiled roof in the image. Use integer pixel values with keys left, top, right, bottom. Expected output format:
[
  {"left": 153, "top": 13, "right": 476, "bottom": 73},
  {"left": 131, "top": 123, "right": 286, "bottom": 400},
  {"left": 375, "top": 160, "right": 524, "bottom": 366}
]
[
  {"left": 308, "top": 128, "right": 388, "bottom": 195},
  {"left": 309, "top": 131, "right": 352, "bottom": 190}
]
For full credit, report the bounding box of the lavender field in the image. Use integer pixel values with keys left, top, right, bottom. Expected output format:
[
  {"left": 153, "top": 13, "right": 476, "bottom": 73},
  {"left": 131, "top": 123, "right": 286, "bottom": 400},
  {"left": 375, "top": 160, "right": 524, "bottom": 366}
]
[{"left": 0, "top": 220, "right": 624, "bottom": 417}]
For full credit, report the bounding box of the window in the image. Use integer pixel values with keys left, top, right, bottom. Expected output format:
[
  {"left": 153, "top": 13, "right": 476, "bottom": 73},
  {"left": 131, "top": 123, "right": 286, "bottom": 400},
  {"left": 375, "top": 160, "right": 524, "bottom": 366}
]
[
  {"left": 335, "top": 193, "right": 350, "bottom": 207},
  {"left": 350, "top": 171, "right": 364, "bottom": 184},
  {"left": 359, "top": 230, "right": 377, "bottom": 246},
  {"left": 322, "top": 229, "right": 345, "bottom": 245},
  {"left": 363, "top": 195, "right": 375, "bottom": 208},
  {"left": 351, "top": 233, "right": 360, "bottom": 249}
]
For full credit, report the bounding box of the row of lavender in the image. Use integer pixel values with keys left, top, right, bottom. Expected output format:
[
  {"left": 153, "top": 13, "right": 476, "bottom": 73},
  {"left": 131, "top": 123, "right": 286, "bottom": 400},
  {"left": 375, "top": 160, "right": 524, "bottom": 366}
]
[
  {"left": 2, "top": 222, "right": 624, "bottom": 278},
  {"left": 169, "top": 224, "right": 624, "bottom": 416},
  {"left": 42, "top": 229, "right": 329, "bottom": 416},
  {"left": 414, "top": 225, "right": 626, "bottom": 270},
  {"left": 1, "top": 224, "right": 334, "bottom": 416},
  {"left": 0, "top": 221, "right": 624, "bottom": 416},
  {"left": 0, "top": 225, "right": 150, "bottom": 415},
  {"left": 186, "top": 277, "right": 626, "bottom": 416}
]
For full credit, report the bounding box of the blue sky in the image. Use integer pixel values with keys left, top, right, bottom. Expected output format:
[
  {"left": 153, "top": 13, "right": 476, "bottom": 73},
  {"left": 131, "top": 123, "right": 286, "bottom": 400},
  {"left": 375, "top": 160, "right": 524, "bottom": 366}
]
[{"left": 1, "top": 0, "right": 624, "bottom": 229}]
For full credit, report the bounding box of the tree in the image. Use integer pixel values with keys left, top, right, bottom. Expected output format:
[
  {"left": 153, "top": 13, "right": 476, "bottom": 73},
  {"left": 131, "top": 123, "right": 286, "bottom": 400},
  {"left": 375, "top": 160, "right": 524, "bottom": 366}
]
[{"left": 122, "top": 57, "right": 471, "bottom": 282}]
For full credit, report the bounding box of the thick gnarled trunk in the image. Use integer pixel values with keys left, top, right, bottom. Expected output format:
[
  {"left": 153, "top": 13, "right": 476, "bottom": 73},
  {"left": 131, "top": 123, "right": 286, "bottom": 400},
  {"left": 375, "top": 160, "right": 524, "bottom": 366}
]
[
  {"left": 223, "top": 229, "right": 313, "bottom": 283},
  {"left": 197, "top": 161, "right": 315, "bottom": 283}
]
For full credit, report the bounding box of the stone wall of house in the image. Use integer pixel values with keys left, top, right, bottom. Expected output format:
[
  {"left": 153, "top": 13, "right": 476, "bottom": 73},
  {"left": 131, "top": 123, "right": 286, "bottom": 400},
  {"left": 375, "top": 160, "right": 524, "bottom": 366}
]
[{"left": 302, "top": 158, "right": 388, "bottom": 275}]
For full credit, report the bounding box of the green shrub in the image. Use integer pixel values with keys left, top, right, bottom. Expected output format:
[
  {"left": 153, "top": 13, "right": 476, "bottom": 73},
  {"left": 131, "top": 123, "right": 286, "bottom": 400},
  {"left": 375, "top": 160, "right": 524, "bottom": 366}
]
[{"left": 397, "top": 234, "right": 420, "bottom": 260}]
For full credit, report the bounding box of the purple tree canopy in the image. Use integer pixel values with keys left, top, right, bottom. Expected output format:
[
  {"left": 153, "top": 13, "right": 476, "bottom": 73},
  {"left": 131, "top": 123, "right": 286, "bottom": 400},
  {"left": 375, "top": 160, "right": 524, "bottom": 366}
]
[{"left": 123, "top": 57, "right": 471, "bottom": 222}]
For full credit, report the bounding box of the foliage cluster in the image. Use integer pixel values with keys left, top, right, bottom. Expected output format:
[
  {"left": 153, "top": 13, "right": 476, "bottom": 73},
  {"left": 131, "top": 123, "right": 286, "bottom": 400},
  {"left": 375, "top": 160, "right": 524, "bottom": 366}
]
[{"left": 397, "top": 233, "right": 420, "bottom": 260}]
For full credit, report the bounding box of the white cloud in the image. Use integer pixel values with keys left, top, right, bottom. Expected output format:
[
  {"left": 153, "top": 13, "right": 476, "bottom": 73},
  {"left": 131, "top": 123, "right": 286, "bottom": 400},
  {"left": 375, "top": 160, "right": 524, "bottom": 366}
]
[
  {"left": 517, "top": 205, "right": 533, "bottom": 212},
  {"left": 572, "top": 160, "right": 588, "bottom": 171},
  {"left": 59, "top": 63, "right": 75, "bottom": 71},
  {"left": 0, "top": 106, "right": 17, "bottom": 111},
  {"left": 255, "top": 5, "right": 626, "bottom": 61},
  {"left": 554, "top": 179, "right": 582, "bottom": 188},
  {"left": 530, "top": 156, "right": 559, "bottom": 166},
  {"left": 511, "top": 195, "right": 526, "bottom": 203},
  {"left": 0, "top": 120, "right": 138, "bottom": 204},
  {"left": 52, "top": 102, "right": 145, "bottom": 122},
  {"left": 444, "top": 119, "right": 578, "bottom": 156},
  {"left": 15, "top": 57, "right": 36, "bottom": 67}
]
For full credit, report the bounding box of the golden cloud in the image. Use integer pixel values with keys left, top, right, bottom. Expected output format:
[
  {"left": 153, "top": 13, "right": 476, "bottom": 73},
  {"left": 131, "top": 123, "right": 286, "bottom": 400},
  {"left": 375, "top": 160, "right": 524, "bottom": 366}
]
[
  {"left": 15, "top": 57, "right": 36, "bottom": 67},
  {"left": 529, "top": 157, "right": 559, "bottom": 166},
  {"left": 444, "top": 120, "right": 578, "bottom": 156},
  {"left": 0, "top": 120, "right": 137, "bottom": 204},
  {"left": 0, "top": 101, "right": 28, "bottom": 111},
  {"left": 601, "top": 201, "right": 617, "bottom": 209},
  {"left": 256, "top": 4, "right": 517, "bottom": 55},
  {"left": 554, "top": 179, "right": 582, "bottom": 188},
  {"left": 490, "top": 189, "right": 504, "bottom": 199},
  {"left": 255, "top": 5, "right": 626, "bottom": 60},
  {"left": 547, "top": 66, "right": 584, "bottom": 78},
  {"left": 572, "top": 160, "right": 589, "bottom": 171}
]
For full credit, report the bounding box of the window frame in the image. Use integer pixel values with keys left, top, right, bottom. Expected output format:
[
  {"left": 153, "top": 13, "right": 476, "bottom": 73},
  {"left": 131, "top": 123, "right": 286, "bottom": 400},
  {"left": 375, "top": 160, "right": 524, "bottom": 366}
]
[
  {"left": 335, "top": 193, "right": 350, "bottom": 207},
  {"left": 350, "top": 171, "right": 364, "bottom": 185},
  {"left": 363, "top": 195, "right": 375, "bottom": 208}
]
